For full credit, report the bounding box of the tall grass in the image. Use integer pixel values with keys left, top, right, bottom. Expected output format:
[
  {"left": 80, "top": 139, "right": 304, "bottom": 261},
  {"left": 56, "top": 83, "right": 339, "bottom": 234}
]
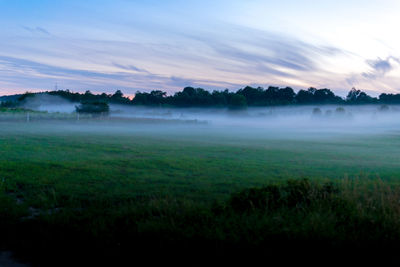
[{"left": 2, "top": 178, "right": 400, "bottom": 265}]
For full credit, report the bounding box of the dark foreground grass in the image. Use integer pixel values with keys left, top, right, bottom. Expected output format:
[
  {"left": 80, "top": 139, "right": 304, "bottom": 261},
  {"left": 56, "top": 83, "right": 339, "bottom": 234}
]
[{"left": 2, "top": 179, "right": 400, "bottom": 265}]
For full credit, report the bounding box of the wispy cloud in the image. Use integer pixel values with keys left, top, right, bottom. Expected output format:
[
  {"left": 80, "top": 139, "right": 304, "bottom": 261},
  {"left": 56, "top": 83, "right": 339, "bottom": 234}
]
[
  {"left": 362, "top": 56, "right": 399, "bottom": 79},
  {"left": 193, "top": 25, "right": 344, "bottom": 78},
  {"left": 21, "top": 26, "right": 51, "bottom": 36},
  {"left": 0, "top": 55, "right": 243, "bottom": 94},
  {"left": 111, "top": 63, "right": 149, "bottom": 73},
  {"left": 0, "top": 21, "right": 349, "bottom": 95}
]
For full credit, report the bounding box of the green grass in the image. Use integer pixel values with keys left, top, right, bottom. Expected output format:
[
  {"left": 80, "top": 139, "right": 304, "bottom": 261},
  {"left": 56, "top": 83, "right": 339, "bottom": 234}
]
[
  {"left": 1, "top": 121, "right": 400, "bottom": 265},
  {"left": 1, "top": 121, "right": 400, "bottom": 203}
]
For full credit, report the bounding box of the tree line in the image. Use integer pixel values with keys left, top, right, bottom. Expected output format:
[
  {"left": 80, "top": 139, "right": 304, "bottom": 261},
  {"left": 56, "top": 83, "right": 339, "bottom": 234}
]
[
  {"left": 3, "top": 86, "right": 400, "bottom": 109},
  {"left": 131, "top": 86, "right": 400, "bottom": 107}
]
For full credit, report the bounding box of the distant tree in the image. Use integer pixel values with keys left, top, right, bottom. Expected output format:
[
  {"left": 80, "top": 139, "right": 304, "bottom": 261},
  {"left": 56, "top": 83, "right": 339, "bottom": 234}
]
[
  {"left": 295, "top": 89, "right": 314, "bottom": 104},
  {"left": 335, "top": 107, "right": 346, "bottom": 116},
  {"left": 171, "top": 87, "right": 214, "bottom": 107},
  {"left": 113, "top": 90, "right": 123, "bottom": 98},
  {"left": 110, "top": 90, "right": 130, "bottom": 104},
  {"left": 277, "top": 87, "right": 295, "bottom": 104},
  {"left": 75, "top": 101, "right": 109, "bottom": 115},
  {"left": 182, "top": 87, "right": 195, "bottom": 96},
  {"left": 229, "top": 94, "right": 247, "bottom": 110},
  {"left": 237, "top": 86, "right": 264, "bottom": 106},
  {"left": 132, "top": 91, "right": 148, "bottom": 105},
  {"left": 0, "top": 100, "right": 18, "bottom": 108},
  {"left": 379, "top": 105, "right": 390, "bottom": 112},
  {"left": 100, "top": 93, "right": 109, "bottom": 98},
  {"left": 379, "top": 93, "right": 400, "bottom": 104},
  {"left": 211, "top": 90, "right": 229, "bottom": 106},
  {"left": 5, "top": 85, "right": 393, "bottom": 109},
  {"left": 18, "top": 91, "right": 35, "bottom": 102},
  {"left": 346, "top": 88, "right": 377, "bottom": 104},
  {"left": 312, "top": 107, "right": 322, "bottom": 116},
  {"left": 148, "top": 90, "right": 167, "bottom": 105},
  {"left": 313, "top": 88, "right": 343, "bottom": 104},
  {"left": 296, "top": 88, "right": 343, "bottom": 104},
  {"left": 131, "top": 90, "right": 167, "bottom": 106}
]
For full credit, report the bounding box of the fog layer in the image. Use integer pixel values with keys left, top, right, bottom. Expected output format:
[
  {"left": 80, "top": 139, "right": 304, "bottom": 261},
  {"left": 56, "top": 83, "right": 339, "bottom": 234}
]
[{"left": 12, "top": 94, "right": 400, "bottom": 139}]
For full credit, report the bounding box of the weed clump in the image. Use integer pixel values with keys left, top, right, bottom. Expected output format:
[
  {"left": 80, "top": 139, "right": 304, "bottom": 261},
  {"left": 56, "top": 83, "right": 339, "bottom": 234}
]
[{"left": 228, "top": 179, "right": 338, "bottom": 213}]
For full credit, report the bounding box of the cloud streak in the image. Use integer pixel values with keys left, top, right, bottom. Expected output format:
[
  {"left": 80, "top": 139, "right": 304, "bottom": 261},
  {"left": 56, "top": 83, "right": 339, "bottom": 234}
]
[
  {"left": 362, "top": 56, "right": 400, "bottom": 79},
  {"left": 21, "top": 26, "right": 51, "bottom": 36},
  {"left": 0, "top": 55, "right": 243, "bottom": 94},
  {"left": 0, "top": 21, "right": 350, "bottom": 95}
]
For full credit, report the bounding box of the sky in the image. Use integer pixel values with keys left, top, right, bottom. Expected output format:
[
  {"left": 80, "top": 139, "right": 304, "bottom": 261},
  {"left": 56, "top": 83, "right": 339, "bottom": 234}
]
[{"left": 0, "top": 0, "right": 400, "bottom": 96}]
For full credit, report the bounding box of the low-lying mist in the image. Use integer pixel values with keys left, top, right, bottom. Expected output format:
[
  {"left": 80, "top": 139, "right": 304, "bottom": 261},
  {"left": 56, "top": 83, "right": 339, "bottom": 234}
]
[
  {"left": 22, "top": 93, "right": 77, "bottom": 113},
  {"left": 8, "top": 93, "right": 400, "bottom": 140}
]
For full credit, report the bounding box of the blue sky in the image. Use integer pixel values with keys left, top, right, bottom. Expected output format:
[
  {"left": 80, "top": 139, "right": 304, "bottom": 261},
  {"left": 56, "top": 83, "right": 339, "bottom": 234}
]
[{"left": 0, "top": 0, "right": 399, "bottom": 96}]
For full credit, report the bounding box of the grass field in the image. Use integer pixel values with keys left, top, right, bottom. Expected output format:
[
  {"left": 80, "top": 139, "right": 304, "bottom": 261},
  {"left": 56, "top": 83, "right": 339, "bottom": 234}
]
[{"left": 1, "top": 120, "right": 400, "bottom": 265}]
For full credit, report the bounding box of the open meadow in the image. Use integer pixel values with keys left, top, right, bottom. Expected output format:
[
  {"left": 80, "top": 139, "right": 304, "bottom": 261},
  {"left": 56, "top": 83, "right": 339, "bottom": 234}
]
[{"left": 1, "top": 108, "right": 400, "bottom": 265}]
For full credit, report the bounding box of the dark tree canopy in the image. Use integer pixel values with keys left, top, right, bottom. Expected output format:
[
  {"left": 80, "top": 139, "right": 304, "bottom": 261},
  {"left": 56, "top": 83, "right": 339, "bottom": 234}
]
[
  {"left": 346, "top": 88, "right": 377, "bottom": 104},
  {"left": 379, "top": 93, "right": 400, "bottom": 104},
  {"left": 75, "top": 101, "right": 110, "bottom": 114},
  {"left": 132, "top": 90, "right": 167, "bottom": 105},
  {"left": 2, "top": 85, "right": 388, "bottom": 109},
  {"left": 228, "top": 94, "right": 247, "bottom": 110},
  {"left": 296, "top": 88, "right": 343, "bottom": 104}
]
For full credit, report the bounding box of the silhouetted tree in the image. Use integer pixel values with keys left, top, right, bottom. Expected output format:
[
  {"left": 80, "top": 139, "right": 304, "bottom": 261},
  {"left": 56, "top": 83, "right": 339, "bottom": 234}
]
[
  {"left": 4, "top": 85, "right": 392, "bottom": 109},
  {"left": 312, "top": 107, "right": 322, "bottom": 116},
  {"left": 335, "top": 107, "right": 346, "bottom": 116},
  {"left": 346, "top": 88, "right": 377, "bottom": 104},
  {"left": 379, "top": 93, "right": 400, "bottom": 104},
  {"left": 229, "top": 94, "right": 247, "bottom": 110},
  {"left": 296, "top": 88, "right": 343, "bottom": 104},
  {"left": 211, "top": 90, "right": 229, "bottom": 106},
  {"left": 237, "top": 86, "right": 265, "bottom": 106},
  {"left": 0, "top": 100, "right": 18, "bottom": 108},
  {"left": 379, "top": 105, "right": 390, "bottom": 112},
  {"left": 75, "top": 101, "right": 110, "bottom": 115},
  {"left": 17, "top": 92, "right": 35, "bottom": 102}
]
